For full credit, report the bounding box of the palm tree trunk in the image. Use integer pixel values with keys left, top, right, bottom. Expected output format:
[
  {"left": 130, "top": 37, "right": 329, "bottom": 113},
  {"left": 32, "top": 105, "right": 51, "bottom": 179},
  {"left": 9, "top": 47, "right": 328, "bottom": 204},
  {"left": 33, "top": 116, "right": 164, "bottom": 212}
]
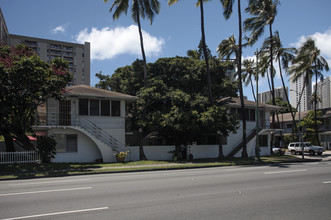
[
  {"left": 136, "top": 6, "right": 148, "bottom": 88},
  {"left": 278, "top": 57, "right": 298, "bottom": 136},
  {"left": 269, "top": 24, "right": 276, "bottom": 154},
  {"left": 218, "top": 132, "right": 224, "bottom": 159},
  {"left": 250, "top": 76, "right": 256, "bottom": 102},
  {"left": 237, "top": 0, "right": 247, "bottom": 158},
  {"left": 135, "top": 3, "right": 147, "bottom": 160},
  {"left": 199, "top": 0, "right": 213, "bottom": 104},
  {"left": 314, "top": 69, "right": 320, "bottom": 145}
]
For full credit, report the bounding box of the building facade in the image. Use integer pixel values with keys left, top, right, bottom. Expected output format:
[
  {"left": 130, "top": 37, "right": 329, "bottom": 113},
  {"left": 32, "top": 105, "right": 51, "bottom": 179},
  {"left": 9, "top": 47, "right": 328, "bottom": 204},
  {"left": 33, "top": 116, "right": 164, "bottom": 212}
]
[
  {"left": 316, "top": 76, "right": 331, "bottom": 109},
  {"left": 289, "top": 73, "right": 312, "bottom": 112},
  {"left": 258, "top": 87, "right": 288, "bottom": 104},
  {"left": 0, "top": 8, "right": 9, "bottom": 45},
  {"left": 9, "top": 34, "right": 90, "bottom": 86}
]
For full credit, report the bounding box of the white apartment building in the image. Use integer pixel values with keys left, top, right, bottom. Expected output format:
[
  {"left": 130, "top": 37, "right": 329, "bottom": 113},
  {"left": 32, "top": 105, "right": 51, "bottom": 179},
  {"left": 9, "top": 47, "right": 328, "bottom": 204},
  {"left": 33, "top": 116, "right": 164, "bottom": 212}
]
[
  {"left": 316, "top": 76, "right": 331, "bottom": 109},
  {"left": 258, "top": 87, "right": 288, "bottom": 104},
  {"left": 9, "top": 34, "right": 90, "bottom": 86},
  {"left": 289, "top": 73, "right": 312, "bottom": 112}
]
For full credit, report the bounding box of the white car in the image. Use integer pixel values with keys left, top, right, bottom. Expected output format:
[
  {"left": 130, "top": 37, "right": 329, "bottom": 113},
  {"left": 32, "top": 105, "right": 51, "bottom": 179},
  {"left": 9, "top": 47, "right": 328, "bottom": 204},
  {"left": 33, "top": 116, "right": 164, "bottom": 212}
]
[{"left": 288, "top": 142, "right": 324, "bottom": 156}]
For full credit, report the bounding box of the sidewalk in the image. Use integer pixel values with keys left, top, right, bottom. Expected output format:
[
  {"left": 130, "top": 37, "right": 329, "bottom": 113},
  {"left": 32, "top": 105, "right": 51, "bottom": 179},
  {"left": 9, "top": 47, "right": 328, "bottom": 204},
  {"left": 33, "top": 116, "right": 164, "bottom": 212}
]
[{"left": 287, "top": 150, "right": 331, "bottom": 161}]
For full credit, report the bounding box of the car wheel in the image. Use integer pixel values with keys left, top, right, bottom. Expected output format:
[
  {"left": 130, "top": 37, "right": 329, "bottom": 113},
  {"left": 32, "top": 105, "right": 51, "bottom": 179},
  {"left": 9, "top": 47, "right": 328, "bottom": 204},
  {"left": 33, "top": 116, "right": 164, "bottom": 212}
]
[
  {"left": 318, "top": 152, "right": 323, "bottom": 156},
  {"left": 291, "top": 150, "right": 296, "bottom": 155},
  {"left": 309, "top": 150, "right": 315, "bottom": 156}
]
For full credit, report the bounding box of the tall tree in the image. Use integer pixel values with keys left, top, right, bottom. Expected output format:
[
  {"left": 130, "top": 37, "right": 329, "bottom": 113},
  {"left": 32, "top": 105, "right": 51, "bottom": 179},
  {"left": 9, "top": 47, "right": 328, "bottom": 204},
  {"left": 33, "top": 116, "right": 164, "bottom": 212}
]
[
  {"left": 261, "top": 31, "right": 298, "bottom": 136},
  {"left": 220, "top": 0, "right": 248, "bottom": 157},
  {"left": 0, "top": 44, "right": 72, "bottom": 151},
  {"left": 299, "top": 110, "right": 323, "bottom": 146},
  {"left": 245, "top": 0, "right": 279, "bottom": 153},
  {"left": 168, "top": 0, "right": 213, "bottom": 103},
  {"left": 104, "top": 0, "right": 160, "bottom": 88},
  {"left": 241, "top": 59, "right": 256, "bottom": 101},
  {"left": 98, "top": 56, "right": 238, "bottom": 158},
  {"left": 290, "top": 38, "right": 329, "bottom": 146},
  {"left": 105, "top": 0, "right": 160, "bottom": 160}
]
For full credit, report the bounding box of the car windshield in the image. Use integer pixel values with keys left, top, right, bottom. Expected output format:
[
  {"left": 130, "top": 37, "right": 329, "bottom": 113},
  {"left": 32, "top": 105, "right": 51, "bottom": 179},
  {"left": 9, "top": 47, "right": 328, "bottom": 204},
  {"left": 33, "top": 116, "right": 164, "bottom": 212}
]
[{"left": 305, "top": 143, "right": 313, "bottom": 147}]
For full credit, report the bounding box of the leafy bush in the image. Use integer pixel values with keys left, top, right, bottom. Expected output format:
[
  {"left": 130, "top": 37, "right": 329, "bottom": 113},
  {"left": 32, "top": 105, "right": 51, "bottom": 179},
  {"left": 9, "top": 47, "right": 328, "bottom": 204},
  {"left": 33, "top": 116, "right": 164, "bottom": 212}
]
[{"left": 36, "top": 136, "right": 57, "bottom": 163}]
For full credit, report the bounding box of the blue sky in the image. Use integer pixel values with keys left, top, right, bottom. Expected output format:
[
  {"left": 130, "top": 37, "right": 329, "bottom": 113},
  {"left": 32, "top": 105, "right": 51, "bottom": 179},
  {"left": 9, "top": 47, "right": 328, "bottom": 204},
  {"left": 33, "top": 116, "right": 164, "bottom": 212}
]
[{"left": 2, "top": 0, "right": 331, "bottom": 100}]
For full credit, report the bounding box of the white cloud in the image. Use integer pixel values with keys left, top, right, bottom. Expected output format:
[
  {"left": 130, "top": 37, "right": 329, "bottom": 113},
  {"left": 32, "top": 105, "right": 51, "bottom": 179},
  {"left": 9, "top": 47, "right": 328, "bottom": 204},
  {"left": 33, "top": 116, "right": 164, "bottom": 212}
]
[
  {"left": 52, "top": 25, "right": 67, "bottom": 34},
  {"left": 291, "top": 27, "right": 331, "bottom": 65},
  {"left": 75, "top": 25, "right": 165, "bottom": 60}
]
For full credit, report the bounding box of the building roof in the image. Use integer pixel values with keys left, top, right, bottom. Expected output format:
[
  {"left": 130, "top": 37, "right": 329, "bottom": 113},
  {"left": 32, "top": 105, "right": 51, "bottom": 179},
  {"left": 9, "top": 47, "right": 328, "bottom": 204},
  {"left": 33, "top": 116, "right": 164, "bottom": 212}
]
[
  {"left": 277, "top": 111, "right": 309, "bottom": 122},
  {"left": 63, "top": 85, "right": 137, "bottom": 102},
  {"left": 279, "top": 107, "right": 331, "bottom": 122},
  {"left": 217, "top": 97, "right": 282, "bottom": 111}
]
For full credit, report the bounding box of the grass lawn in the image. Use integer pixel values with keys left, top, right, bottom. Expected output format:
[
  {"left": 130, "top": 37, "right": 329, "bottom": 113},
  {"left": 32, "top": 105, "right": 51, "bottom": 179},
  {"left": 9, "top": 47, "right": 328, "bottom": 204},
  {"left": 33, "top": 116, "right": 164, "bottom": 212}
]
[{"left": 0, "top": 154, "right": 304, "bottom": 180}]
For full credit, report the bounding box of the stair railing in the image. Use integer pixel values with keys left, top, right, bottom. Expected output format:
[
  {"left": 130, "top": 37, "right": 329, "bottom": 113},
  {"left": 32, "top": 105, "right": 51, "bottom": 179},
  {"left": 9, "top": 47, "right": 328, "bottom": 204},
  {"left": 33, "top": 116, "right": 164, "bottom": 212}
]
[
  {"left": 78, "top": 116, "right": 130, "bottom": 156},
  {"left": 227, "top": 128, "right": 257, "bottom": 158}
]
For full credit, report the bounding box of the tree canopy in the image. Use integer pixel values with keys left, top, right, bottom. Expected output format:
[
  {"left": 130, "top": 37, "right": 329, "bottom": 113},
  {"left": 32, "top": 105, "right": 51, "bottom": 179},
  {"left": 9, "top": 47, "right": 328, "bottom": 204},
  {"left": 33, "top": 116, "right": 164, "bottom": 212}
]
[
  {"left": 299, "top": 110, "right": 322, "bottom": 146},
  {"left": 267, "top": 97, "right": 295, "bottom": 114},
  {"left": 96, "top": 56, "right": 239, "bottom": 146},
  {"left": 0, "top": 44, "right": 72, "bottom": 151}
]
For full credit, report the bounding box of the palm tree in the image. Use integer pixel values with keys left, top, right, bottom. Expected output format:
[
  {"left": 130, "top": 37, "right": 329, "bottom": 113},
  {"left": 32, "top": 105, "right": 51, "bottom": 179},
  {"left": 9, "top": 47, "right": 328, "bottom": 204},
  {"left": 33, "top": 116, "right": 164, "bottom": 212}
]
[
  {"left": 290, "top": 38, "right": 329, "bottom": 146},
  {"left": 242, "top": 59, "right": 257, "bottom": 102},
  {"left": 261, "top": 31, "right": 298, "bottom": 136},
  {"left": 220, "top": 0, "right": 247, "bottom": 157},
  {"left": 168, "top": 0, "right": 213, "bottom": 103},
  {"left": 105, "top": 0, "right": 160, "bottom": 88},
  {"left": 244, "top": 0, "right": 279, "bottom": 143},
  {"left": 217, "top": 34, "right": 248, "bottom": 157},
  {"left": 105, "top": 0, "right": 160, "bottom": 160}
]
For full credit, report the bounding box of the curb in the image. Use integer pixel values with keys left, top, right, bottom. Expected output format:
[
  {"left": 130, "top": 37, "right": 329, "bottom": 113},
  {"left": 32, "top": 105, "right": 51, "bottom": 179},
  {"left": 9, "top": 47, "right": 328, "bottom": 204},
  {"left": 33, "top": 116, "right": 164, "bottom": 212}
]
[{"left": 0, "top": 157, "right": 325, "bottom": 181}]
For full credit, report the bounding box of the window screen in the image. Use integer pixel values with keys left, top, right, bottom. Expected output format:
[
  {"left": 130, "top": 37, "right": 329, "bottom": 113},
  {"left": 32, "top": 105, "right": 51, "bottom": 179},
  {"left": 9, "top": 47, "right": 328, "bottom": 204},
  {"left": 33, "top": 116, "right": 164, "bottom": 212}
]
[
  {"left": 101, "top": 100, "right": 110, "bottom": 116},
  {"left": 90, "top": 99, "right": 99, "bottom": 116},
  {"left": 111, "top": 101, "right": 121, "bottom": 116},
  {"left": 79, "top": 99, "right": 88, "bottom": 115}
]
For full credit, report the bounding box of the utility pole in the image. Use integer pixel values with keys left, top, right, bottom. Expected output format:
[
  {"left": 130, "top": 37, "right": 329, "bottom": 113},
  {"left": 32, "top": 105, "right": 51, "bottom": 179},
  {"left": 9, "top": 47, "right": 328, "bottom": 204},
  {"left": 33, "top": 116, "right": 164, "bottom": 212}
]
[{"left": 255, "top": 49, "right": 260, "bottom": 161}]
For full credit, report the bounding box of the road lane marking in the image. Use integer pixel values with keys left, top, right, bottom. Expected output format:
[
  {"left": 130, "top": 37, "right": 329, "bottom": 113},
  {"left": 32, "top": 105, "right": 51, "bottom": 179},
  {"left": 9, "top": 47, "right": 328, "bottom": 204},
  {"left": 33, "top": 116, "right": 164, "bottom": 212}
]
[
  {"left": 0, "top": 207, "right": 109, "bottom": 220},
  {"left": 323, "top": 181, "right": 331, "bottom": 184},
  {"left": 8, "top": 178, "right": 90, "bottom": 186},
  {"left": 0, "top": 187, "right": 92, "bottom": 197},
  {"left": 264, "top": 169, "right": 307, "bottom": 175}
]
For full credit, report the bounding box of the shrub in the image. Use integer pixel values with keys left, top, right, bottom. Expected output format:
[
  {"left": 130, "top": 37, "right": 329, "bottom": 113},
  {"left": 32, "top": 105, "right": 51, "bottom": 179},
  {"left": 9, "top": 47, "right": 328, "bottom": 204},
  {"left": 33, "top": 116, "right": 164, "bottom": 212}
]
[{"left": 36, "top": 136, "right": 57, "bottom": 163}]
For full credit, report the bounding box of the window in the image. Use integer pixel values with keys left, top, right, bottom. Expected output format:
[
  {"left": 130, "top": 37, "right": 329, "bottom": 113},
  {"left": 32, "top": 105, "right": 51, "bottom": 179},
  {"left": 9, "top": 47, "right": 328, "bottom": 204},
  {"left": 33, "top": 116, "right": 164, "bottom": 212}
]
[
  {"left": 101, "top": 100, "right": 110, "bottom": 116},
  {"left": 79, "top": 99, "right": 88, "bottom": 115},
  {"left": 67, "top": 135, "right": 78, "bottom": 152},
  {"left": 54, "top": 134, "right": 77, "bottom": 152},
  {"left": 259, "top": 135, "right": 268, "bottom": 147},
  {"left": 249, "top": 109, "right": 256, "bottom": 121},
  {"left": 90, "top": 99, "right": 99, "bottom": 116},
  {"left": 111, "top": 101, "right": 121, "bottom": 116}
]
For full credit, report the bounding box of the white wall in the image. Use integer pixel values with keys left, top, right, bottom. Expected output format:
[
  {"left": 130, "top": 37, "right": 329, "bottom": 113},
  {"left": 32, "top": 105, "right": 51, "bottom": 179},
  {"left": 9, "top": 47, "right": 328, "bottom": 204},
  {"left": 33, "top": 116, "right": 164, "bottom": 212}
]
[
  {"left": 143, "top": 146, "right": 175, "bottom": 161},
  {"left": 48, "top": 127, "right": 102, "bottom": 163},
  {"left": 190, "top": 145, "right": 219, "bottom": 159}
]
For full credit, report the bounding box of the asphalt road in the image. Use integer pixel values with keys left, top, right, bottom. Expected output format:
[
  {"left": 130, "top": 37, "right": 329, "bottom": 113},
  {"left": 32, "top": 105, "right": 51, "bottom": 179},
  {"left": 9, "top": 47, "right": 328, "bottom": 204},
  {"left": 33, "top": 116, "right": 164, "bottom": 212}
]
[{"left": 1, "top": 161, "right": 331, "bottom": 220}]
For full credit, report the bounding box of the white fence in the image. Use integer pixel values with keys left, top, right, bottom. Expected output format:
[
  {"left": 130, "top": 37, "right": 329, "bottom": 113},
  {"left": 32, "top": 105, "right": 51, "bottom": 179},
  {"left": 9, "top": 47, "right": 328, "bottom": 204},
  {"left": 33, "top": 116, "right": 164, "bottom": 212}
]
[{"left": 0, "top": 151, "right": 40, "bottom": 164}]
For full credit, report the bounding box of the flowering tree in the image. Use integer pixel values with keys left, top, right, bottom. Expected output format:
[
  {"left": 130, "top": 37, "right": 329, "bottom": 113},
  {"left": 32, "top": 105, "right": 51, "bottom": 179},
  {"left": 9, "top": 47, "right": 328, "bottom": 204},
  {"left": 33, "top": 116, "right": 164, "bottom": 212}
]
[{"left": 0, "top": 44, "right": 72, "bottom": 151}]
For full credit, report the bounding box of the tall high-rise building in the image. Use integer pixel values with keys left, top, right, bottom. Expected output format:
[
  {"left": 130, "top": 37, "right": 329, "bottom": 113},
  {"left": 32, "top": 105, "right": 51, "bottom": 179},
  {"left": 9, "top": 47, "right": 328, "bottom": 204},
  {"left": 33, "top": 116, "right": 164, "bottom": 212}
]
[
  {"left": 1, "top": 8, "right": 90, "bottom": 86},
  {"left": 316, "top": 76, "right": 331, "bottom": 109},
  {"left": 9, "top": 34, "right": 90, "bottom": 86},
  {"left": 0, "top": 8, "right": 9, "bottom": 45},
  {"left": 289, "top": 73, "right": 312, "bottom": 111},
  {"left": 258, "top": 86, "right": 288, "bottom": 104}
]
